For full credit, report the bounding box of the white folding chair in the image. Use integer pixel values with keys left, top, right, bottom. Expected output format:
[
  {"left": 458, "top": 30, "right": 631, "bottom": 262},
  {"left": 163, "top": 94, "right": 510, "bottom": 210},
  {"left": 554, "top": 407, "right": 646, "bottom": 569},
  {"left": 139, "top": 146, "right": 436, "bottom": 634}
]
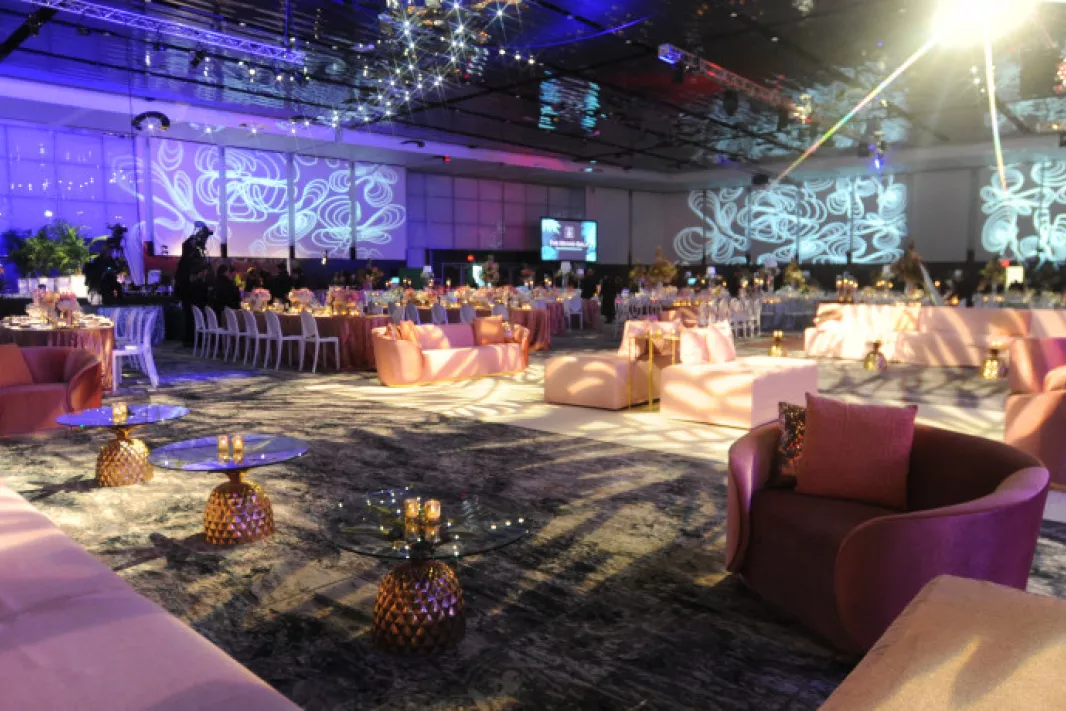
[
  {"left": 565, "top": 297, "right": 583, "bottom": 329},
  {"left": 113, "top": 310, "right": 159, "bottom": 390},
  {"left": 491, "top": 303, "right": 508, "bottom": 321},
  {"left": 298, "top": 310, "right": 341, "bottom": 373},
  {"left": 263, "top": 310, "right": 303, "bottom": 370},
  {"left": 388, "top": 302, "right": 403, "bottom": 324},
  {"left": 459, "top": 303, "right": 476, "bottom": 324},
  {"left": 404, "top": 303, "right": 421, "bottom": 324},
  {"left": 369, "top": 302, "right": 385, "bottom": 315},
  {"left": 431, "top": 303, "right": 448, "bottom": 325},
  {"left": 222, "top": 307, "right": 246, "bottom": 362},
  {"left": 241, "top": 310, "right": 271, "bottom": 366}
]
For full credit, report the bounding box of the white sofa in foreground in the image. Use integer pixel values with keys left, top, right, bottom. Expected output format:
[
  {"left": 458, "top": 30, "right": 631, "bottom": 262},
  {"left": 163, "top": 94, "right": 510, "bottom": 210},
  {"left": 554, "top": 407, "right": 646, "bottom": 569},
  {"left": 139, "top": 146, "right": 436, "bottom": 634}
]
[{"left": 0, "top": 483, "right": 298, "bottom": 711}]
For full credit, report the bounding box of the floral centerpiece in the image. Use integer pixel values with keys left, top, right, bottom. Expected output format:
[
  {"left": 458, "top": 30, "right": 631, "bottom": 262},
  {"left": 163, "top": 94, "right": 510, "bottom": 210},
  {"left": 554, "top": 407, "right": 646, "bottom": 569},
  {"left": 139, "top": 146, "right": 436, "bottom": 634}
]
[
  {"left": 520, "top": 267, "right": 535, "bottom": 286},
  {"left": 453, "top": 286, "right": 472, "bottom": 302},
  {"left": 648, "top": 247, "right": 678, "bottom": 287},
  {"left": 414, "top": 289, "right": 437, "bottom": 306},
  {"left": 482, "top": 255, "right": 500, "bottom": 286},
  {"left": 782, "top": 260, "right": 806, "bottom": 290},
  {"left": 629, "top": 262, "right": 648, "bottom": 289},
  {"left": 327, "top": 286, "right": 360, "bottom": 314},
  {"left": 288, "top": 288, "right": 315, "bottom": 311},
  {"left": 892, "top": 243, "right": 925, "bottom": 292},
  {"left": 56, "top": 291, "right": 80, "bottom": 324},
  {"left": 980, "top": 259, "right": 1007, "bottom": 293},
  {"left": 247, "top": 288, "right": 271, "bottom": 312}
]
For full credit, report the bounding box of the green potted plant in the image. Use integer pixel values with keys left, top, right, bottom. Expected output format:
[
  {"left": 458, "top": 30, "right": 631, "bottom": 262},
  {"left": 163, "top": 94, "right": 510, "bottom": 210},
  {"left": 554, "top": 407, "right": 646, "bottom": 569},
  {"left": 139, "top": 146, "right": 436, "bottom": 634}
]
[{"left": 52, "top": 220, "right": 97, "bottom": 297}]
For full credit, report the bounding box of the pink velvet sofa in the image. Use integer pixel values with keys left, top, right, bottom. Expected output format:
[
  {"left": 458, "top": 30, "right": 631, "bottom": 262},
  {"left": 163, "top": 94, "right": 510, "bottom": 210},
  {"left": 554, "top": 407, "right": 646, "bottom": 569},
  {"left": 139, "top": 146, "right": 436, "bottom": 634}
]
[
  {"left": 804, "top": 303, "right": 1036, "bottom": 367},
  {"left": 372, "top": 321, "right": 530, "bottom": 386},
  {"left": 1, "top": 347, "right": 103, "bottom": 437},
  {"left": 0, "top": 482, "right": 298, "bottom": 710},
  {"left": 1005, "top": 338, "right": 1066, "bottom": 489},
  {"left": 728, "top": 423, "right": 1048, "bottom": 653}
]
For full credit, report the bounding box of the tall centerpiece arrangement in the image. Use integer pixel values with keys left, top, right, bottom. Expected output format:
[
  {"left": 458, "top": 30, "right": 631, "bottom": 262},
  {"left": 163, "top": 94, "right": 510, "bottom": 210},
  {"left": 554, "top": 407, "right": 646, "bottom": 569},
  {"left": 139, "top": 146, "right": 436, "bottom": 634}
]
[
  {"left": 628, "top": 262, "right": 648, "bottom": 290},
  {"left": 891, "top": 242, "right": 925, "bottom": 296},
  {"left": 980, "top": 259, "right": 1007, "bottom": 293},
  {"left": 481, "top": 255, "right": 500, "bottom": 287},
  {"left": 782, "top": 260, "right": 807, "bottom": 291},
  {"left": 56, "top": 291, "right": 81, "bottom": 325},
  {"left": 647, "top": 247, "right": 678, "bottom": 288},
  {"left": 520, "top": 267, "right": 535, "bottom": 287},
  {"left": 247, "top": 288, "right": 271, "bottom": 311},
  {"left": 327, "top": 286, "right": 360, "bottom": 314}
]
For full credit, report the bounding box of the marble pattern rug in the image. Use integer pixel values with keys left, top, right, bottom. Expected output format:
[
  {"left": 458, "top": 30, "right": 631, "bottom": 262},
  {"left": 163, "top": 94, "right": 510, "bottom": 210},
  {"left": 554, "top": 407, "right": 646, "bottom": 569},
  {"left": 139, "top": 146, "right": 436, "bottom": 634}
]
[{"left": 0, "top": 344, "right": 1055, "bottom": 711}]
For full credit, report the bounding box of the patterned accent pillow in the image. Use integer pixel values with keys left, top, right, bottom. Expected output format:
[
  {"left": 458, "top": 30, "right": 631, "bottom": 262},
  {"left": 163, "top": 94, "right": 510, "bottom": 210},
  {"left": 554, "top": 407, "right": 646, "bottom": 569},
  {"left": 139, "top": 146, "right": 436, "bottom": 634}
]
[
  {"left": 398, "top": 321, "right": 420, "bottom": 344},
  {"left": 772, "top": 402, "right": 805, "bottom": 488}
]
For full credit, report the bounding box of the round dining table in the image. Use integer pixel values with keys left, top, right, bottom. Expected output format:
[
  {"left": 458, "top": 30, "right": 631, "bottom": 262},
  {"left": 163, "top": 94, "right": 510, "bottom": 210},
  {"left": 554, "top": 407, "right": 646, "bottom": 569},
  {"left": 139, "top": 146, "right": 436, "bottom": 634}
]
[
  {"left": 544, "top": 301, "right": 567, "bottom": 335},
  {"left": 508, "top": 308, "right": 551, "bottom": 351},
  {"left": 0, "top": 319, "right": 115, "bottom": 389},
  {"left": 252, "top": 311, "right": 391, "bottom": 371}
]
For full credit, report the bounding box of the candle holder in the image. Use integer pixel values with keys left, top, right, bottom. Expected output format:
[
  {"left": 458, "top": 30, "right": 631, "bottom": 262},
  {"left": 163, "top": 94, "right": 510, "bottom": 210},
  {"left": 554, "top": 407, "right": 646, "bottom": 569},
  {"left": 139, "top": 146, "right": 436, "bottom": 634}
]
[
  {"left": 863, "top": 340, "right": 888, "bottom": 373},
  {"left": 231, "top": 434, "right": 245, "bottom": 461},
  {"left": 110, "top": 402, "right": 129, "bottom": 424},
  {"left": 768, "top": 331, "right": 787, "bottom": 358},
  {"left": 423, "top": 523, "right": 441, "bottom": 544},
  {"left": 217, "top": 435, "right": 230, "bottom": 462},
  {"left": 982, "top": 347, "right": 1005, "bottom": 380},
  {"left": 424, "top": 499, "right": 441, "bottom": 523},
  {"left": 404, "top": 497, "right": 421, "bottom": 521}
]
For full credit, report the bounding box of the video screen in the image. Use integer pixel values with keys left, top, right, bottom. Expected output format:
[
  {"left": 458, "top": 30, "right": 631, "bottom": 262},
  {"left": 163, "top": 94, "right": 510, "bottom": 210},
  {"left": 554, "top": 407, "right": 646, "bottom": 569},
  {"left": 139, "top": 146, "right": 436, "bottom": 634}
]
[{"left": 541, "top": 218, "right": 598, "bottom": 262}]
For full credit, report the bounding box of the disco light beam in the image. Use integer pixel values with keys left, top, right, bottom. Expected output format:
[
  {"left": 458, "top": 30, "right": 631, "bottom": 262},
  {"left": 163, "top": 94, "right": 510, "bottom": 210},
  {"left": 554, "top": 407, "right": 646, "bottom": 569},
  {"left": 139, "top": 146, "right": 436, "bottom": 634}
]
[
  {"left": 774, "top": 37, "right": 937, "bottom": 184},
  {"left": 983, "top": 27, "right": 1008, "bottom": 192}
]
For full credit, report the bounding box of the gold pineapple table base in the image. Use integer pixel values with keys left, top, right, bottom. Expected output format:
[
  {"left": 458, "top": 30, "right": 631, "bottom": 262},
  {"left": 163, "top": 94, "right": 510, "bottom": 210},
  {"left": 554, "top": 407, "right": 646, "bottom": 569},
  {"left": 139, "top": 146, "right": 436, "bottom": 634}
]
[
  {"left": 372, "top": 560, "right": 466, "bottom": 655},
  {"left": 204, "top": 469, "right": 275, "bottom": 545},
  {"left": 95, "top": 426, "right": 153, "bottom": 488}
]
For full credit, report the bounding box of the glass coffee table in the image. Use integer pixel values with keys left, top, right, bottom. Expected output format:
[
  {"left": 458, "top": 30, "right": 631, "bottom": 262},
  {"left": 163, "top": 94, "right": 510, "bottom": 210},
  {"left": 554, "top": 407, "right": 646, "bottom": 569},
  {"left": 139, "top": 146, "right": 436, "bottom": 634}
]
[
  {"left": 325, "top": 488, "right": 528, "bottom": 656},
  {"left": 57, "top": 404, "right": 190, "bottom": 487},
  {"left": 150, "top": 434, "right": 308, "bottom": 545}
]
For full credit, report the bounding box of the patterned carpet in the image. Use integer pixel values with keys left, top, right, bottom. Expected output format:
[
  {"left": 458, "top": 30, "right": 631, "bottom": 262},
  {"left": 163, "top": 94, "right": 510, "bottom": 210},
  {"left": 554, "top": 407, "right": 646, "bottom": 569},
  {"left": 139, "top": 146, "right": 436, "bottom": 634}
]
[{"left": 2, "top": 339, "right": 1064, "bottom": 710}]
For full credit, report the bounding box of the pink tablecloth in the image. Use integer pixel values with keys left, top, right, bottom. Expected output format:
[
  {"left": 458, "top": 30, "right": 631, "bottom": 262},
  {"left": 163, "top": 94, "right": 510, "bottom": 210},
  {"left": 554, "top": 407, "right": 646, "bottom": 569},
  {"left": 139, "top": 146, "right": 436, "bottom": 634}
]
[
  {"left": 510, "top": 309, "right": 551, "bottom": 352},
  {"left": 583, "top": 299, "right": 602, "bottom": 330},
  {"left": 544, "top": 302, "right": 566, "bottom": 336},
  {"left": 660, "top": 307, "right": 699, "bottom": 326},
  {"left": 0, "top": 324, "right": 114, "bottom": 390},
  {"left": 254, "top": 313, "right": 390, "bottom": 371}
]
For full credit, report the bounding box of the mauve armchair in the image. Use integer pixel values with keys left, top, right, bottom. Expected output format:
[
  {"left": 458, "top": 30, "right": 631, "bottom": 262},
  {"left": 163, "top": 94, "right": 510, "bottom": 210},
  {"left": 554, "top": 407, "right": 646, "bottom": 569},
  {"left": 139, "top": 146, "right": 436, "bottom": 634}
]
[
  {"left": 0, "top": 347, "right": 103, "bottom": 436},
  {"left": 1005, "top": 338, "right": 1066, "bottom": 488},
  {"left": 727, "top": 423, "right": 1048, "bottom": 654}
]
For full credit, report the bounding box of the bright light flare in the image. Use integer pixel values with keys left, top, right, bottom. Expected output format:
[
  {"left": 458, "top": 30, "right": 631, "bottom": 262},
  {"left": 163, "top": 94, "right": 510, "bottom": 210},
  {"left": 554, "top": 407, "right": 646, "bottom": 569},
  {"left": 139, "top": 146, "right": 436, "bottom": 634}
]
[
  {"left": 983, "top": 27, "right": 1008, "bottom": 192},
  {"left": 774, "top": 37, "right": 936, "bottom": 184},
  {"left": 932, "top": 0, "right": 1039, "bottom": 46}
]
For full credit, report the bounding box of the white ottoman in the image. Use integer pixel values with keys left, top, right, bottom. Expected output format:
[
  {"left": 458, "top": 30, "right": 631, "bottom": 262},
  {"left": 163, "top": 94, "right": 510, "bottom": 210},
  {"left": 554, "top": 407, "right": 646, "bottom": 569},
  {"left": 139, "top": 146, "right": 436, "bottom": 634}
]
[{"left": 660, "top": 356, "right": 819, "bottom": 429}]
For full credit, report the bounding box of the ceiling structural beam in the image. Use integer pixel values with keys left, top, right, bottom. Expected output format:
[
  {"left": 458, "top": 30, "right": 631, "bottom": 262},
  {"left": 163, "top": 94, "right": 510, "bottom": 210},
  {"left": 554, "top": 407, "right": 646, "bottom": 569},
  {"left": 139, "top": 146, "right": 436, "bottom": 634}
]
[
  {"left": 0, "top": 7, "right": 56, "bottom": 63},
  {"left": 19, "top": 0, "right": 305, "bottom": 64},
  {"left": 658, "top": 44, "right": 801, "bottom": 118},
  {"left": 996, "top": 97, "right": 1031, "bottom": 134}
]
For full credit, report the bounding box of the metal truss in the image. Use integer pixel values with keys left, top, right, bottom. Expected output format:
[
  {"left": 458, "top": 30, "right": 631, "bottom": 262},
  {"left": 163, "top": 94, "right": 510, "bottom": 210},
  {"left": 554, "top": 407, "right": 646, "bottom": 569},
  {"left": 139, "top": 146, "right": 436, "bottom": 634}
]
[
  {"left": 21, "top": 0, "right": 305, "bottom": 64},
  {"left": 659, "top": 43, "right": 801, "bottom": 118}
]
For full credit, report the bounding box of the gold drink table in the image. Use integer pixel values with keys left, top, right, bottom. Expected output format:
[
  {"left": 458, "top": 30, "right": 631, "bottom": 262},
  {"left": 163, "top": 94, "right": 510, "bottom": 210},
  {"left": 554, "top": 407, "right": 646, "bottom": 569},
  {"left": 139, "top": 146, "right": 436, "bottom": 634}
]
[
  {"left": 627, "top": 329, "right": 681, "bottom": 410},
  {"left": 57, "top": 404, "right": 190, "bottom": 487},
  {"left": 327, "top": 488, "right": 528, "bottom": 656},
  {"left": 150, "top": 434, "right": 309, "bottom": 545}
]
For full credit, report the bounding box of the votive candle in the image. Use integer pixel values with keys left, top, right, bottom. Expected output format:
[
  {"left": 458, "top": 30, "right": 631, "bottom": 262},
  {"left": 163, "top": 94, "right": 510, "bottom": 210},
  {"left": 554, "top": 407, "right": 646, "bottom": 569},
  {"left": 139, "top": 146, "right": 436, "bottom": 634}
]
[
  {"left": 111, "top": 402, "right": 128, "bottom": 423},
  {"left": 424, "top": 499, "right": 441, "bottom": 523},
  {"left": 231, "top": 434, "right": 245, "bottom": 460},
  {"left": 423, "top": 524, "right": 441, "bottom": 544},
  {"left": 405, "top": 520, "right": 422, "bottom": 542},
  {"left": 217, "top": 435, "right": 230, "bottom": 461},
  {"left": 404, "top": 498, "right": 421, "bottom": 521}
]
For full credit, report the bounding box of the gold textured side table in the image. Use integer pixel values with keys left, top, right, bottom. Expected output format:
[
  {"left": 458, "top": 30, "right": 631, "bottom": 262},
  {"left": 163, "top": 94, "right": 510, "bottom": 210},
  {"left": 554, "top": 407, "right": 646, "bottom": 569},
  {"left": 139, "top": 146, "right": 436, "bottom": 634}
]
[
  {"left": 57, "top": 404, "right": 190, "bottom": 488},
  {"left": 329, "top": 488, "right": 529, "bottom": 656},
  {"left": 150, "top": 433, "right": 308, "bottom": 546}
]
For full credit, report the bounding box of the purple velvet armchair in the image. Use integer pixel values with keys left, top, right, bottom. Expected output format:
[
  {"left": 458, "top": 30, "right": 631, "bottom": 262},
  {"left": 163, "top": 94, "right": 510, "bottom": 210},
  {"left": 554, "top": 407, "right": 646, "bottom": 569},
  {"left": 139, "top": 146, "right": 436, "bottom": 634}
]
[
  {"left": 727, "top": 423, "right": 1049, "bottom": 654},
  {"left": 1006, "top": 338, "right": 1066, "bottom": 488}
]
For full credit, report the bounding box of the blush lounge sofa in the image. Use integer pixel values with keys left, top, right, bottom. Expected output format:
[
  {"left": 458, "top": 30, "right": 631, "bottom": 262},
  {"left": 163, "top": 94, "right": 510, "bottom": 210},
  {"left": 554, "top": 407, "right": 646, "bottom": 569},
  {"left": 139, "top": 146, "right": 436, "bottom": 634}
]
[
  {"left": 372, "top": 320, "right": 531, "bottom": 387},
  {"left": 804, "top": 303, "right": 1037, "bottom": 367},
  {"left": 1005, "top": 337, "right": 1066, "bottom": 489},
  {"left": 727, "top": 423, "right": 1049, "bottom": 653},
  {"left": 0, "top": 346, "right": 103, "bottom": 437},
  {"left": 0, "top": 481, "right": 298, "bottom": 710}
]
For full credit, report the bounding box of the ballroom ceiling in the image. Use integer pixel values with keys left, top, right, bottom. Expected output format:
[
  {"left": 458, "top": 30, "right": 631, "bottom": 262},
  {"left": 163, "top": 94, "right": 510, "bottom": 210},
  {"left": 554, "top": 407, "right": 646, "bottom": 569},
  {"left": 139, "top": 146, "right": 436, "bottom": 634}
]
[{"left": 0, "top": 0, "right": 1064, "bottom": 173}]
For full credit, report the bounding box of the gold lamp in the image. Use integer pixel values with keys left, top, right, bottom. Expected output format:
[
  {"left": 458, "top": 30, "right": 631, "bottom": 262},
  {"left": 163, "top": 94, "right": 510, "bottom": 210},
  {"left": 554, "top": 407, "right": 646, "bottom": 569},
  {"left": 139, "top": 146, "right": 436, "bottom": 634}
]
[
  {"left": 768, "top": 330, "right": 786, "bottom": 357},
  {"left": 982, "top": 347, "right": 1005, "bottom": 380},
  {"left": 864, "top": 340, "right": 888, "bottom": 372}
]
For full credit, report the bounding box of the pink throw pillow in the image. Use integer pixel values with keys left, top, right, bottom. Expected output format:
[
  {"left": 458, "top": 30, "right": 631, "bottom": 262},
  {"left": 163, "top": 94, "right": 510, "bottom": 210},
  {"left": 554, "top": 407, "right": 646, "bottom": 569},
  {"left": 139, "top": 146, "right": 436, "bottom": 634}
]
[
  {"left": 706, "top": 321, "right": 736, "bottom": 363},
  {"left": 679, "top": 327, "right": 709, "bottom": 364},
  {"left": 1045, "top": 365, "right": 1066, "bottom": 392},
  {"left": 473, "top": 317, "right": 506, "bottom": 346},
  {"left": 795, "top": 393, "right": 917, "bottom": 510}
]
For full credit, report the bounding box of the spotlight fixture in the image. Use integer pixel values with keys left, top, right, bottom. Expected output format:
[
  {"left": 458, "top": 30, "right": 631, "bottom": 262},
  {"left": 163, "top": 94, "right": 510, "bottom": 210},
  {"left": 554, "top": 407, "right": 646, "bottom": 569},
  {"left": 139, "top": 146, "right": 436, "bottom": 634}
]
[{"left": 131, "top": 110, "right": 170, "bottom": 132}]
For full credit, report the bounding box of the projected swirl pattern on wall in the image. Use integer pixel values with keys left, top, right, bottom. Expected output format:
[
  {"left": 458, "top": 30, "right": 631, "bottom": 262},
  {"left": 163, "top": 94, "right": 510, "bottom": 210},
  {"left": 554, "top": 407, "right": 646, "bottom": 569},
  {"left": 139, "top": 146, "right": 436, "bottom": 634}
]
[
  {"left": 673, "top": 176, "right": 907, "bottom": 265},
  {"left": 145, "top": 139, "right": 406, "bottom": 259},
  {"left": 981, "top": 162, "right": 1066, "bottom": 265}
]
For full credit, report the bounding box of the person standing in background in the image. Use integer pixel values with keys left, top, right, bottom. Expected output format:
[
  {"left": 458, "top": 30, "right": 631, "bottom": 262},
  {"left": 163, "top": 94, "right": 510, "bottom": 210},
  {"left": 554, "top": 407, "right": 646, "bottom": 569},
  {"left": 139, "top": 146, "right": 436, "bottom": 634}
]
[
  {"left": 270, "top": 262, "right": 292, "bottom": 303},
  {"left": 213, "top": 264, "right": 241, "bottom": 315},
  {"left": 580, "top": 267, "right": 599, "bottom": 300}
]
